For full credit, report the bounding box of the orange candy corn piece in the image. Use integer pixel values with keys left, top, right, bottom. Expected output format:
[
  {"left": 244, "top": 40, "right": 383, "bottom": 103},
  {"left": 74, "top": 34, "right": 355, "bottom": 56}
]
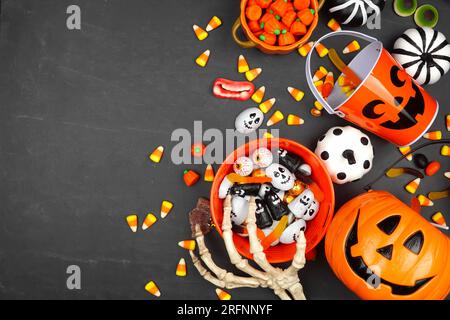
[
  {"left": 322, "top": 72, "right": 334, "bottom": 99},
  {"left": 245, "top": 68, "right": 262, "bottom": 81},
  {"left": 215, "top": 288, "right": 231, "bottom": 300},
  {"left": 126, "top": 214, "right": 138, "bottom": 233},
  {"left": 142, "top": 213, "right": 157, "bottom": 230},
  {"left": 315, "top": 43, "right": 329, "bottom": 58},
  {"left": 417, "top": 194, "right": 434, "bottom": 207},
  {"left": 145, "top": 281, "right": 161, "bottom": 297},
  {"left": 327, "top": 18, "right": 341, "bottom": 32},
  {"left": 312, "top": 66, "right": 327, "bottom": 82},
  {"left": 206, "top": 16, "right": 222, "bottom": 32},
  {"left": 178, "top": 240, "right": 196, "bottom": 251},
  {"left": 287, "top": 114, "right": 304, "bottom": 126},
  {"left": 298, "top": 41, "right": 314, "bottom": 57},
  {"left": 423, "top": 130, "right": 442, "bottom": 140},
  {"left": 176, "top": 258, "right": 187, "bottom": 277},
  {"left": 398, "top": 146, "right": 413, "bottom": 161},
  {"left": 259, "top": 98, "right": 276, "bottom": 114},
  {"left": 287, "top": 87, "right": 304, "bottom": 102},
  {"left": 267, "top": 110, "right": 284, "bottom": 127},
  {"left": 204, "top": 164, "right": 215, "bottom": 182},
  {"left": 251, "top": 86, "right": 265, "bottom": 103},
  {"left": 149, "top": 146, "right": 164, "bottom": 163},
  {"left": 193, "top": 24, "right": 208, "bottom": 41},
  {"left": 195, "top": 49, "right": 210, "bottom": 67},
  {"left": 405, "top": 178, "right": 420, "bottom": 194},
  {"left": 160, "top": 200, "right": 173, "bottom": 219},
  {"left": 431, "top": 212, "right": 447, "bottom": 227},
  {"left": 446, "top": 114, "right": 450, "bottom": 131},
  {"left": 343, "top": 40, "right": 361, "bottom": 54},
  {"left": 238, "top": 55, "right": 250, "bottom": 73}
]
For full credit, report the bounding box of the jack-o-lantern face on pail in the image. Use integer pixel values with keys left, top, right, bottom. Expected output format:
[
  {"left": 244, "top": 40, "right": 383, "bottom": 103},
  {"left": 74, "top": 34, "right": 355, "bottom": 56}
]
[{"left": 325, "top": 191, "right": 450, "bottom": 300}]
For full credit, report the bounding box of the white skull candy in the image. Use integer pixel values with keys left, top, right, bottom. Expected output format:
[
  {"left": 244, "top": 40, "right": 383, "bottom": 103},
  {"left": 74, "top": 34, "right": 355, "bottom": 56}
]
[
  {"left": 288, "top": 189, "right": 314, "bottom": 219},
  {"left": 251, "top": 147, "right": 273, "bottom": 168},
  {"left": 303, "top": 200, "right": 319, "bottom": 221},
  {"left": 265, "top": 163, "right": 295, "bottom": 191},
  {"left": 315, "top": 126, "right": 374, "bottom": 184},
  {"left": 235, "top": 107, "right": 264, "bottom": 134},
  {"left": 231, "top": 196, "right": 249, "bottom": 226},
  {"left": 280, "top": 219, "right": 306, "bottom": 244}
]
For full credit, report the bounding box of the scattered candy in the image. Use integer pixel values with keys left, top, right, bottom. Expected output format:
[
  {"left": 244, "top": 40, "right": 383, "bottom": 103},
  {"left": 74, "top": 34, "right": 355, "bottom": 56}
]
[
  {"left": 160, "top": 200, "right": 174, "bottom": 219},
  {"left": 238, "top": 54, "right": 250, "bottom": 73},
  {"left": 413, "top": 153, "right": 429, "bottom": 169},
  {"left": 310, "top": 108, "right": 322, "bottom": 117},
  {"left": 314, "top": 80, "right": 323, "bottom": 95},
  {"left": 267, "top": 110, "right": 284, "bottom": 127},
  {"left": 398, "top": 146, "right": 413, "bottom": 161},
  {"left": 233, "top": 156, "right": 254, "bottom": 176},
  {"left": 343, "top": 40, "right": 361, "bottom": 54},
  {"left": 126, "top": 214, "right": 138, "bottom": 233},
  {"left": 328, "top": 49, "right": 362, "bottom": 87},
  {"left": 235, "top": 107, "right": 264, "bottom": 134},
  {"left": 385, "top": 167, "right": 424, "bottom": 179},
  {"left": 312, "top": 66, "right": 328, "bottom": 82},
  {"left": 259, "top": 98, "right": 276, "bottom": 114},
  {"left": 446, "top": 114, "right": 450, "bottom": 131},
  {"left": 145, "top": 281, "right": 161, "bottom": 297},
  {"left": 142, "top": 213, "right": 157, "bottom": 230},
  {"left": 313, "top": 100, "right": 323, "bottom": 110},
  {"left": 178, "top": 240, "right": 196, "bottom": 251},
  {"left": 195, "top": 49, "right": 210, "bottom": 67},
  {"left": 441, "top": 145, "right": 449, "bottom": 156},
  {"left": 213, "top": 78, "right": 255, "bottom": 101},
  {"left": 425, "top": 161, "right": 440, "bottom": 176},
  {"left": 423, "top": 130, "right": 442, "bottom": 140},
  {"left": 322, "top": 72, "right": 334, "bottom": 99},
  {"left": 298, "top": 41, "right": 314, "bottom": 57},
  {"left": 183, "top": 170, "right": 200, "bottom": 187},
  {"left": 428, "top": 188, "right": 449, "bottom": 201},
  {"left": 287, "top": 86, "right": 305, "bottom": 101},
  {"left": 245, "top": 68, "right": 262, "bottom": 82},
  {"left": 417, "top": 194, "right": 434, "bottom": 207},
  {"left": 149, "top": 146, "right": 164, "bottom": 163},
  {"left": 215, "top": 288, "right": 231, "bottom": 300},
  {"left": 191, "top": 143, "right": 206, "bottom": 157},
  {"left": 176, "top": 258, "right": 187, "bottom": 277},
  {"left": 251, "top": 86, "right": 266, "bottom": 103},
  {"left": 206, "top": 16, "right": 222, "bottom": 32},
  {"left": 204, "top": 164, "right": 215, "bottom": 182},
  {"left": 431, "top": 212, "right": 448, "bottom": 229},
  {"left": 193, "top": 24, "right": 208, "bottom": 41},
  {"left": 315, "top": 42, "right": 329, "bottom": 58},
  {"left": 327, "top": 18, "right": 341, "bottom": 32},
  {"left": 251, "top": 147, "right": 273, "bottom": 168},
  {"left": 405, "top": 178, "right": 421, "bottom": 194},
  {"left": 445, "top": 172, "right": 450, "bottom": 179},
  {"left": 287, "top": 114, "right": 304, "bottom": 126}
]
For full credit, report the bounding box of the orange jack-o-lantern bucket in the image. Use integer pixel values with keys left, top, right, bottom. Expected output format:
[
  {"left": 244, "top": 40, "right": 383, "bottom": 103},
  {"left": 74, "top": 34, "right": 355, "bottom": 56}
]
[{"left": 306, "top": 31, "right": 439, "bottom": 147}]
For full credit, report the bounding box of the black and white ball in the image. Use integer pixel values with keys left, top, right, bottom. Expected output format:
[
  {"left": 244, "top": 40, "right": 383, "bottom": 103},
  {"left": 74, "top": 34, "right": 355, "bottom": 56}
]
[
  {"left": 315, "top": 126, "right": 374, "bottom": 184},
  {"left": 328, "top": 0, "right": 386, "bottom": 27},
  {"left": 392, "top": 27, "right": 450, "bottom": 86}
]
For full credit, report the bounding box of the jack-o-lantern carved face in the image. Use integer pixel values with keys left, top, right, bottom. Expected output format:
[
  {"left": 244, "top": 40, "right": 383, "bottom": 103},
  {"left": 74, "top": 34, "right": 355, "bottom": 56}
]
[
  {"left": 325, "top": 191, "right": 450, "bottom": 300},
  {"left": 362, "top": 65, "right": 425, "bottom": 131}
]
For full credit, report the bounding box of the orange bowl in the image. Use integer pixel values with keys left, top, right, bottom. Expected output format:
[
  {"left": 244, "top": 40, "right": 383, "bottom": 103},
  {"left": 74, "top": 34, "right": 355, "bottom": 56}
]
[{"left": 210, "top": 138, "right": 335, "bottom": 263}]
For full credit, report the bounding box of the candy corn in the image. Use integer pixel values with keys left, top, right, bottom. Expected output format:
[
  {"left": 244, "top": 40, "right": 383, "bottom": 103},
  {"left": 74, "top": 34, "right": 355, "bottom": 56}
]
[
  {"left": 259, "top": 98, "right": 276, "bottom": 114},
  {"left": 149, "top": 146, "right": 164, "bottom": 163},
  {"left": 183, "top": 169, "right": 200, "bottom": 187},
  {"left": 245, "top": 68, "right": 262, "bottom": 81},
  {"left": 423, "top": 130, "right": 442, "bottom": 140},
  {"left": 314, "top": 100, "right": 323, "bottom": 111},
  {"left": 441, "top": 145, "right": 449, "bottom": 156},
  {"left": 193, "top": 24, "right": 208, "bottom": 41},
  {"left": 206, "top": 16, "right": 222, "bottom": 32},
  {"left": 446, "top": 114, "right": 449, "bottom": 131},
  {"left": 338, "top": 74, "right": 354, "bottom": 87},
  {"left": 313, "top": 66, "right": 328, "bottom": 82},
  {"left": 215, "top": 288, "right": 231, "bottom": 300},
  {"left": 204, "top": 164, "right": 215, "bottom": 182},
  {"left": 251, "top": 86, "right": 265, "bottom": 103},
  {"left": 417, "top": 194, "right": 434, "bottom": 207},
  {"left": 195, "top": 49, "right": 210, "bottom": 67},
  {"left": 314, "top": 80, "right": 323, "bottom": 94},
  {"left": 287, "top": 86, "right": 304, "bottom": 101},
  {"left": 322, "top": 72, "right": 334, "bottom": 98},
  {"left": 176, "top": 258, "right": 187, "bottom": 277},
  {"left": 405, "top": 178, "right": 420, "bottom": 194},
  {"left": 267, "top": 110, "right": 284, "bottom": 127},
  {"left": 327, "top": 18, "right": 341, "bottom": 32},
  {"left": 341, "top": 85, "right": 353, "bottom": 94},
  {"left": 142, "top": 213, "right": 157, "bottom": 230},
  {"left": 398, "top": 146, "right": 413, "bottom": 161},
  {"left": 178, "top": 240, "right": 196, "bottom": 251},
  {"left": 126, "top": 214, "right": 138, "bottom": 233},
  {"left": 343, "top": 40, "right": 361, "bottom": 54},
  {"left": 298, "top": 41, "right": 314, "bottom": 57},
  {"left": 315, "top": 43, "right": 329, "bottom": 58},
  {"left": 287, "top": 114, "right": 304, "bottom": 126},
  {"left": 238, "top": 55, "right": 250, "bottom": 73},
  {"left": 310, "top": 108, "right": 322, "bottom": 117},
  {"left": 160, "top": 200, "right": 174, "bottom": 219},
  {"left": 445, "top": 172, "right": 450, "bottom": 179},
  {"left": 145, "top": 281, "right": 161, "bottom": 297},
  {"left": 431, "top": 212, "right": 447, "bottom": 228}
]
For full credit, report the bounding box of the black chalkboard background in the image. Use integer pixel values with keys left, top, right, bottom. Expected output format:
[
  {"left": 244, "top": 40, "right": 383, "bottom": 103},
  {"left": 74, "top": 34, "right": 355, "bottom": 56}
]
[{"left": 0, "top": 0, "right": 448, "bottom": 299}]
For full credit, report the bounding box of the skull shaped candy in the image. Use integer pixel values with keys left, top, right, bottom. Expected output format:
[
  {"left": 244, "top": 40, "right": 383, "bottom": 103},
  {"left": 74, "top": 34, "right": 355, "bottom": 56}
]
[
  {"left": 303, "top": 200, "right": 319, "bottom": 221},
  {"left": 315, "top": 126, "right": 374, "bottom": 184},
  {"left": 235, "top": 107, "right": 264, "bottom": 134},
  {"left": 231, "top": 196, "right": 249, "bottom": 226},
  {"left": 265, "top": 163, "right": 295, "bottom": 191},
  {"left": 288, "top": 189, "right": 314, "bottom": 219},
  {"left": 280, "top": 219, "right": 307, "bottom": 244}
]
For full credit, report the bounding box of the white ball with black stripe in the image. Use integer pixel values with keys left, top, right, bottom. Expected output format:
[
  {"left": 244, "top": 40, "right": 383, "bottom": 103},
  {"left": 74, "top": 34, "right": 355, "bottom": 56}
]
[
  {"left": 328, "top": 0, "right": 386, "bottom": 27},
  {"left": 392, "top": 27, "right": 450, "bottom": 86}
]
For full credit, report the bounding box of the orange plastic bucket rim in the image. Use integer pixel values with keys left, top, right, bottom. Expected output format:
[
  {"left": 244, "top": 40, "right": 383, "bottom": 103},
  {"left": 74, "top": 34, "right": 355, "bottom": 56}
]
[{"left": 210, "top": 138, "right": 335, "bottom": 264}]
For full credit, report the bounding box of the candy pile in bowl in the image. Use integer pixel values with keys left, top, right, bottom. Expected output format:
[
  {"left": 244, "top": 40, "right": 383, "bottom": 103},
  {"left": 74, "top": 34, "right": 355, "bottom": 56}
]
[{"left": 218, "top": 147, "right": 320, "bottom": 247}]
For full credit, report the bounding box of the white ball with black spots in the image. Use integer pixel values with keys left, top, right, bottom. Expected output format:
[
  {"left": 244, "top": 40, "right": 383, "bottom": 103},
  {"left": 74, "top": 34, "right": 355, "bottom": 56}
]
[{"left": 315, "top": 126, "right": 374, "bottom": 184}]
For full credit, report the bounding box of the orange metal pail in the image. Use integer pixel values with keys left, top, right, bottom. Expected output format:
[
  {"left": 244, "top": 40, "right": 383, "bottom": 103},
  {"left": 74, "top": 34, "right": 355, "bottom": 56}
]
[{"left": 306, "top": 31, "right": 439, "bottom": 147}]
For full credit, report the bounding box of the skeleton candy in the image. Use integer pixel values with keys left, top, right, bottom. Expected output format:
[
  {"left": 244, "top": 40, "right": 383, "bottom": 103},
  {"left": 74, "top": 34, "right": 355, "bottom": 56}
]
[
  {"left": 265, "top": 163, "right": 295, "bottom": 191},
  {"left": 303, "top": 199, "right": 319, "bottom": 221},
  {"left": 219, "top": 175, "right": 234, "bottom": 199},
  {"left": 235, "top": 107, "right": 264, "bottom": 134},
  {"left": 251, "top": 147, "right": 273, "bottom": 168},
  {"left": 229, "top": 183, "right": 260, "bottom": 197},
  {"left": 213, "top": 78, "right": 255, "bottom": 101},
  {"left": 231, "top": 196, "right": 249, "bottom": 225},
  {"left": 255, "top": 198, "right": 273, "bottom": 229},
  {"left": 233, "top": 156, "right": 254, "bottom": 176},
  {"left": 264, "top": 189, "right": 290, "bottom": 220},
  {"left": 288, "top": 189, "right": 314, "bottom": 219},
  {"left": 280, "top": 219, "right": 307, "bottom": 244}
]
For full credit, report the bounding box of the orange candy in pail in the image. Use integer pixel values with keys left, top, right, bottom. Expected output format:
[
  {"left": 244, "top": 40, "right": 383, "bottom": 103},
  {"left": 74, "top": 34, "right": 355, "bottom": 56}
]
[{"left": 306, "top": 31, "right": 439, "bottom": 147}]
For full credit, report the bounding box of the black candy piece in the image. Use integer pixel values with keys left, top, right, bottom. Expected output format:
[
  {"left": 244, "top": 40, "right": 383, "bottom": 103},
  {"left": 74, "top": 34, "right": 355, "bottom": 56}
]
[
  {"left": 413, "top": 153, "right": 429, "bottom": 169},
  {"left": 255, "top": 198, "right": 273, "bottom": 229},
  {"left": 278, "top": 148, "right": 304, "bottom": 173},
  {"left": 264, "top": 190, "right": 290, "bottom": 221},
  {"left": 229, "top": 183, "right": 260, "bottom": 197},
  {"left": 295, "top": 171, "right": 314, "bottom": 185}
]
